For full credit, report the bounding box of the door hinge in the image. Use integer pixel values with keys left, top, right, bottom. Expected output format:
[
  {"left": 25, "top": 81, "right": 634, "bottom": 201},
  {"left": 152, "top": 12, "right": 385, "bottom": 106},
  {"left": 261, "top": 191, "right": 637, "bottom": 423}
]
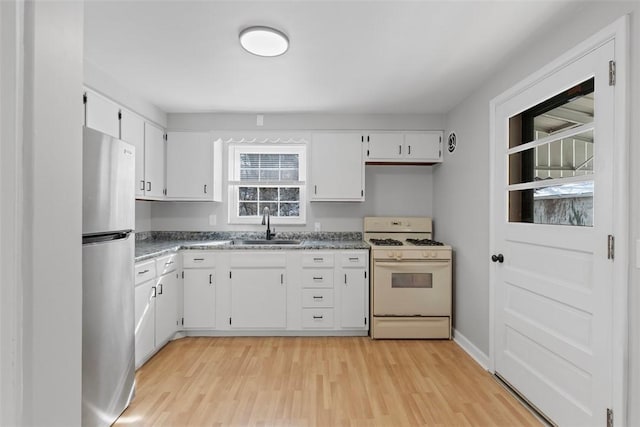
[
  {"left": 608, "top": 235, "right": 615, "bottom": 260},
  {"left": 609, "top": 60, "right": 616, "bottom": 86},
  {"left": 364, "top": 271, "right": 367, "bottom": 279},
  {"left": 82, "top": 93, "right": 87, "bottom": 104},
  {"left": 607, "top": 408, "right": 613, "bottom": 427}
]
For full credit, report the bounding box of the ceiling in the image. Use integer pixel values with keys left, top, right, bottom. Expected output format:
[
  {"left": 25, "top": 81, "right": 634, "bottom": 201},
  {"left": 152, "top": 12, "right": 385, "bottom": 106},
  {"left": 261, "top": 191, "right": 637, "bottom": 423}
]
[{"left": 84, "top": 1, "right": 581, "bottom": 115}]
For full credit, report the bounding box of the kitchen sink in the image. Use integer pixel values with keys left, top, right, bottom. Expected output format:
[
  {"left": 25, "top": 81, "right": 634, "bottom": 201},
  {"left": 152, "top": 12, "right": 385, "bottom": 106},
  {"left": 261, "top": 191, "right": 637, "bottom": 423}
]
[{"left": 231, "top": 239, "right": 302, "bottom": 246}]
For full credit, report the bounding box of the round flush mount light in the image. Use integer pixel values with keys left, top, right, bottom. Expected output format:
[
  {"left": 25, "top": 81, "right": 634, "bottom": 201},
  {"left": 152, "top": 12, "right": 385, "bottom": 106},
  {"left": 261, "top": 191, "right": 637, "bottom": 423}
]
[{"left": 239, "top": 26, "right": 289, "bottom": 57}]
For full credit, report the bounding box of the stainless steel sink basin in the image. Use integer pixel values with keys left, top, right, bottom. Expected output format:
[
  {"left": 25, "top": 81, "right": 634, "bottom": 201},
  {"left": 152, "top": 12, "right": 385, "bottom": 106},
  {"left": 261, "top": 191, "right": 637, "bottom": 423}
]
[{"left": 231, "top": 239, "right": 302, "bottom": 246}]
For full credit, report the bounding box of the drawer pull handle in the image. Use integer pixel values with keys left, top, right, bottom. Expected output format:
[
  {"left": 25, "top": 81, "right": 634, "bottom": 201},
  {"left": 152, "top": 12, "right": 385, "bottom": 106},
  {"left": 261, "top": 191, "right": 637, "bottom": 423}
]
[
  {"left": 313, "top": 276, "right": 323, "bottom": 280},
  {"left": 165, "top": 261, "right": 174, "bottom": 266},
  {"left": 313, "top": 315, "right": 324, "bottom": 320},
  {"left": 348, "top": 257, "right": 359, "bottom": 261},
  {"left": 138, "top": 269, "right": 149, "bottom": 275},
  {"left": 313, "top": 296, "right": 323, "bottom": 299},
  {"left": 313, "top": 257, "right": 323, "bottom": 262},
  {"left": 193, "top": 258, "right": 205, "bottom": 261}
]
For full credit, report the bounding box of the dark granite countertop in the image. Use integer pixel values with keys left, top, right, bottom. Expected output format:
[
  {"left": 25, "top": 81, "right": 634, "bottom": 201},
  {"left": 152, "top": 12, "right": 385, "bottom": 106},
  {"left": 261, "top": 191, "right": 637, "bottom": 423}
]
[{"left": 134, "top": 231, "right": 369, "bottom": 262}]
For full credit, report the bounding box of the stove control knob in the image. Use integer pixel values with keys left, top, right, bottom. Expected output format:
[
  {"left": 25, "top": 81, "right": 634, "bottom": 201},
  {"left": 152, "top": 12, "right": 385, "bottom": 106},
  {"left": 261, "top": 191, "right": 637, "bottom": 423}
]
[{"left": 387, "top": 251, "right": 395, "bottom": 258}]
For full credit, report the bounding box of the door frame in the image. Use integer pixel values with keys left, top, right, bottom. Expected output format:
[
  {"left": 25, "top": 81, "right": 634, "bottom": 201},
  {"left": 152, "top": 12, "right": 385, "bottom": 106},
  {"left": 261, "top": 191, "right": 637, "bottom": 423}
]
[{"left": 489, "top": 15, "right": 629, "bottom": 424}]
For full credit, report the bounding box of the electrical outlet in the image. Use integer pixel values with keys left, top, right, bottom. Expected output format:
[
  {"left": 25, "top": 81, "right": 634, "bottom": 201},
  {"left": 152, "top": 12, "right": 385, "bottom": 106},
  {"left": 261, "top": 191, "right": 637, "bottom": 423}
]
[{"left": 314, "top": 222, "right": 321, "bottom": 232}]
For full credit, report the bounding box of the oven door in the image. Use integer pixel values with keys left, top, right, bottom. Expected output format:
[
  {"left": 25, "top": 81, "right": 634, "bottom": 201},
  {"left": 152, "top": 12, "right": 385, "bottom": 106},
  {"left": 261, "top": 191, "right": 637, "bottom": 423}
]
[{"left": 373, "top": 260, "right": 451, "bottom": 316}]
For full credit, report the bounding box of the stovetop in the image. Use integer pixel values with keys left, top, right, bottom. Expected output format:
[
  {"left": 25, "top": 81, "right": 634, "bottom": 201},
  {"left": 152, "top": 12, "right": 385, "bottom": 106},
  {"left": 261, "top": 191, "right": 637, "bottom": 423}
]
[{"left": 368, "top": 238, "right": 445, "bottom": 247}]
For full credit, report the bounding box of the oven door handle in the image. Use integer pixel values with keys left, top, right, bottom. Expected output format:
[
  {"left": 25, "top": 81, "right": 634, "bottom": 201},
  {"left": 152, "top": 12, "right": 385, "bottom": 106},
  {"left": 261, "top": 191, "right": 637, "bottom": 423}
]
[{"left": 374, "top": 260, "right": 450, "bottom": 269}]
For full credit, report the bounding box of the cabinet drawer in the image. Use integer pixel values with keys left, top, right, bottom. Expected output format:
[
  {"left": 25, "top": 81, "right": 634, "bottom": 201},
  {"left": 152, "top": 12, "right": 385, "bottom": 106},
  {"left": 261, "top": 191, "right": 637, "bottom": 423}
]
[
  {"left": 183, "top": 252, "right": 217, "bottom": 268},
  {"left": 135, "top": 260, "right": 156, "bottom": 285},
  {"left": 156, "top": 253, "right": 178, "bottom": 275},
  {"left": 302, "top": 289, "right": 334, "bottom": 308},
  {"left": 302, "top": 269, "right": 334, "bottom": 288},
  {"left": 339, "top": 252, "right": 368, "bottom": 268},
  {"left": 302, "top": 309, "right": 334, "bottom": 329},
  {"left": 302, "top": 253, "right": 334, "bottom": 267}
]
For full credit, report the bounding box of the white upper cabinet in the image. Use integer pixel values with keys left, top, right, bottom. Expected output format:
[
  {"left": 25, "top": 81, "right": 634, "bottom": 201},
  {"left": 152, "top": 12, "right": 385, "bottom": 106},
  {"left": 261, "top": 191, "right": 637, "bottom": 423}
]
[
  {"left": 403, "top": 132, "right": 443, "bottom": 162},
  {"left": 143, "top": 122, "right": 166, "bottom": 199},
  {"left": 120, "top": 109, "right": 146, "bottom": 197},
  {"left": 366, "top": 133, "right": 404, "bottom": 160},
  {"left": 84, "top": 89, "right": 120, "bottom": 138},
  {"left": 166, "top": 132, "right": 222, "bottom": 201},
  {"left": 365, "top": 131, "right": 443, "bottom": 163},
  {"left": 310, "top": 133, "right": 364, "bottom": 202}
]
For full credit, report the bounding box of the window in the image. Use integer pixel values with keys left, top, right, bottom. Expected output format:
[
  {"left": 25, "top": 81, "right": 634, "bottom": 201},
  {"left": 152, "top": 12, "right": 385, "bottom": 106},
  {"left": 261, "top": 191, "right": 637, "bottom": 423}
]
[
  {"left": 508, "top": 78, "right": 594, "bottom": 226},
  {"left": 228, "top": 144, "right": 306, "bottom": 224}
]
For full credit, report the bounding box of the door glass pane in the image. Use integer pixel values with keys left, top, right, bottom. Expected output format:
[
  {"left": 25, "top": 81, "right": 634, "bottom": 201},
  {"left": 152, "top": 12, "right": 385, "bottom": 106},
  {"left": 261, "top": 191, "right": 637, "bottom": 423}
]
[
  {"left": 391, "top": 273, "right": 433, "bottom": 288},
  {"left": 509, "top": 181, "right": 593, "bottom": 226},
  {"left": 508, "top": 78, "right": 594, "bottom": 226},
  {"left": 509, "top": 130, "right": 593, "bottom": 184}
]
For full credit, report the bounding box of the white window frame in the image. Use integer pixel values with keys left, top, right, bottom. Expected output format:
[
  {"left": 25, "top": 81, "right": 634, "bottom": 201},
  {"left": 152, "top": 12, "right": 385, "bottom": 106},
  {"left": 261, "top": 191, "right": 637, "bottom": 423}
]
[{"left": 228, "top": 143, "right": 307, "bottom": 225}]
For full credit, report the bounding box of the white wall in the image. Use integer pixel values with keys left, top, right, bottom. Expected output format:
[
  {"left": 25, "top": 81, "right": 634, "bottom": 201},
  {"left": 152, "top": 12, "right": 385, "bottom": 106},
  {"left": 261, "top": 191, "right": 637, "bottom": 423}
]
[
  {"left": 435, "top": 2, "right": 640, "bottom": 424},
  {"left": 21, "top": 1, "right": 84, "bottom": 425},
  {"left": 150, "top": 113, "right": 443, "bottom": 232},
  {"left": 135, "top": 201, "right": 152, "bottom": 233}
]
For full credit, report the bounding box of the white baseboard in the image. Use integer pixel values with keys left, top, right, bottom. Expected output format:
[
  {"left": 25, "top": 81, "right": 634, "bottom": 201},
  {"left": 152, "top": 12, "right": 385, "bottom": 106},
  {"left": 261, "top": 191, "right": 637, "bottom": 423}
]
[{"left": 453, "top": 328, "right": 490, "bottom": 370}]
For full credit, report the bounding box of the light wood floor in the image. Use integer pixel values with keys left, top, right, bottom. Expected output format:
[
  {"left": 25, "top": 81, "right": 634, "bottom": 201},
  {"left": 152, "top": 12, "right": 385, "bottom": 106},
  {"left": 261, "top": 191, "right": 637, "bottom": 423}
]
[{"left": 115, "top": 337, "right": 541, "bottom": 426}]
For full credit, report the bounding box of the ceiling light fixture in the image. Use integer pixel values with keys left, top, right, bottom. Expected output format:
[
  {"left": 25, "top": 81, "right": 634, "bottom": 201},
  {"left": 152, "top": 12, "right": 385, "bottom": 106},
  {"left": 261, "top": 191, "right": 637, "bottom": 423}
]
[{"left": 239, "top": 26, "right": 289, "bottom": 57}]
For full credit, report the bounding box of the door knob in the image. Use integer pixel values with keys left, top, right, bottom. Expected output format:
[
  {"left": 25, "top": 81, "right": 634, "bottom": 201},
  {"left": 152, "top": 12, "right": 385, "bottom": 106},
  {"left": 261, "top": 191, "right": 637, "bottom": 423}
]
[{"left": 491, "top": 254, "right": 504, "bottom": 263}]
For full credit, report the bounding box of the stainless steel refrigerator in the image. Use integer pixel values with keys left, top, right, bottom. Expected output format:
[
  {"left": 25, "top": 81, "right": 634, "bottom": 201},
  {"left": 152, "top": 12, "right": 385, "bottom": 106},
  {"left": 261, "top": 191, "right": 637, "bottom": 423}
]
[{"left": 82, "top": 126, "right": 136, "bottom": 426}]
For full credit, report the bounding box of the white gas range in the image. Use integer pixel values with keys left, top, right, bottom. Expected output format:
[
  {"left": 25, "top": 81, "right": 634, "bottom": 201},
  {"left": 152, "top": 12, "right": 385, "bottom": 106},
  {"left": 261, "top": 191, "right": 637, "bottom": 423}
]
[{"left": 364, "top": 217, "right": 452, "bottom": 339}]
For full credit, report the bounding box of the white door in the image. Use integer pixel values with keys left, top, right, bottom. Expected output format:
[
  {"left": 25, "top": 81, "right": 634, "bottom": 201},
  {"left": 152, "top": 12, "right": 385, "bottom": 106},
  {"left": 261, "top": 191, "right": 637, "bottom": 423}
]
[
  {"left": 230, "top": 268, "right": 286, "bottom": 328},
  {"left": 492, "top": 41, "right": 614, "bottom": 425},
  {"left": 120, "top": 109, "right": 145, "bottom": 197},
  {"left": 340, "top": 269, "right": 366, "bottom": 328},
  {"left": 143, "top": 122, "right": 165, "bottom": 199},
  {"left": 183, "top": 269, "right": 216, "bottom": 328},
  {"left": 166, "top": 132, "right": 212, "bottom": 200},
  {"left": 84, "top": 90, "right": 120, "bottom": 138},
  {"left": 310, "top": 133, "right": 364, "bottom": 201},
  {"left": 366, "top": 132, "right": 403, "bottom": 160},
  {"left": 134, "top": 279, "right": 155, "bottom": 367},
  {"left": 404, "top": 132, "right": 442, "bottom": 162},
  {"left": 155, "top": 271, "right": 177, "bottom": 345}
]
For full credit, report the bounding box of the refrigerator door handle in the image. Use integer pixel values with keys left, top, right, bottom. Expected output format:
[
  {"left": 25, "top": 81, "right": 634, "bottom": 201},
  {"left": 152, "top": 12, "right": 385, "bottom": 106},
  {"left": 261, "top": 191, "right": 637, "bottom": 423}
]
[{"left": 82, "top": 231, "right": 132, "bottom": 245}]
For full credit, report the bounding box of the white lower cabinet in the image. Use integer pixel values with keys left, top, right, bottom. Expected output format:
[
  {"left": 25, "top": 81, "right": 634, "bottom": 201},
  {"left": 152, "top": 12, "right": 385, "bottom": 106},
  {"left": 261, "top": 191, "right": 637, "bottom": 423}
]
[
  {"left": 230, "top": 253, "right": 287, "bottom": 329},
  {"left": 183, "top": 252, "right": 217, "bottom": 329},
  {"left": 134, "top": 254, "right": 179, "bottom": 368}
]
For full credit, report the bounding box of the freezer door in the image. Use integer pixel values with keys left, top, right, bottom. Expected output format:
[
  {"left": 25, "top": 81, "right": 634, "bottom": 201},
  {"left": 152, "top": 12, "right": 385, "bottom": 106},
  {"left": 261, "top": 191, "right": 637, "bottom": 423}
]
[
  {"left": 82, "top": 233, "right": 135, "bottom": 427},
  {"left": 83, "top": 126, "right": 135, "bottom": 235}
]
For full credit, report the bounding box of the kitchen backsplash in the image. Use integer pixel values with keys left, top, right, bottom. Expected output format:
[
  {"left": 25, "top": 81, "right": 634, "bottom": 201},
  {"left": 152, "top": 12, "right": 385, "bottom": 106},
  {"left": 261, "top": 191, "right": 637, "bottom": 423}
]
[{"left": 135, "top": 230, "right": 363, "bottom": 242}]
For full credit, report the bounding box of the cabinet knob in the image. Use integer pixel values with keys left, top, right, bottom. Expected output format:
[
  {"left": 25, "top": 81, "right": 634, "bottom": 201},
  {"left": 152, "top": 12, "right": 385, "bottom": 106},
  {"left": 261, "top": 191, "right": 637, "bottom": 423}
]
[{"left": 491, "top": 254, "right": 504, "bottom": 263}]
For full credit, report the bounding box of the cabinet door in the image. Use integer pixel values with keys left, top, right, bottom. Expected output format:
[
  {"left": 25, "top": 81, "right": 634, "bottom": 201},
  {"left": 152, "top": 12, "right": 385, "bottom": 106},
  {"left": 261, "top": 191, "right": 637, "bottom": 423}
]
[
  {"left": 120, "top": 109, "right": 146, "bottom": 197},
  {"left": 85, "top": 90, "right": 120, "bottom": 138},
  {"left": 404, "top": 132, "right": 442, "bottom": 162},
  {"left": 183, "top": 269, "right": 216, "bottom": 328},
  {"left": 155, "top": 271, "right": 178, "bottom": 345},
  {"left": 310, "top": 133, "right": 364, "bottom": 201},
  {"left": 143, "top": 122, "right": 165, "bottom": 199},
  {"left": 366, "top": 133, "right": 403, "bottom": 160},
  {"left": 340, "top": 269, "right": 367, "bottom": 328},
  {"left": 166, "top": 132, "right": 213, "bottom": 200},
  {"left": 230, "top": 268, "right": 286, "bottom": 328},
  {"left": 134, "top": 280, "right": 156, "bottom": 367}
]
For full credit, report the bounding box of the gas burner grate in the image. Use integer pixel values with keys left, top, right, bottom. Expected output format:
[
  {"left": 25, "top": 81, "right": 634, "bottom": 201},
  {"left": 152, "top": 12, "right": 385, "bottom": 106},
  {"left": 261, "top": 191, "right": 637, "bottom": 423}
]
[
  {"left": 406, "top": 238, "right": 445, "bottom": 246},
  {"left": 369, "top": 238, "right": 404, "bottom": 246}
]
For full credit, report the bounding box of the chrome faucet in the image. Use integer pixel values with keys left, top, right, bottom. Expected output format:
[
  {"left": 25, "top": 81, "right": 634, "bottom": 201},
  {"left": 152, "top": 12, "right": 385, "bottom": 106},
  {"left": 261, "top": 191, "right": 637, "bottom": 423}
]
[{"left": 261, "top": 207, "right": 275, "bottom": 240}]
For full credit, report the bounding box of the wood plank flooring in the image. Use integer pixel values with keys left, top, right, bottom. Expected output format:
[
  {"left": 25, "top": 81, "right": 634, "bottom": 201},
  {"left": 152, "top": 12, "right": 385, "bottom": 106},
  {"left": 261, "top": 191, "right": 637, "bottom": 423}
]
[{"left": 115, "top": 337, "right": 540, "bottom": 426}]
